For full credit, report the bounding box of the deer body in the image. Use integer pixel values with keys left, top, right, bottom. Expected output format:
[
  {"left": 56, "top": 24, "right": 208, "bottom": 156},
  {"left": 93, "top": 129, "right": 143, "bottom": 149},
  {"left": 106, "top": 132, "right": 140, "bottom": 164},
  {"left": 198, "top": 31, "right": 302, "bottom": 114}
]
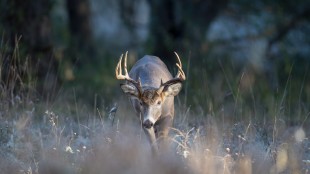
[
  {"left": 116, "top": 52, "right": 186, "bottom": 153},
  {"left": 128, "top": 55, "right": 175, "bottom": 120}
]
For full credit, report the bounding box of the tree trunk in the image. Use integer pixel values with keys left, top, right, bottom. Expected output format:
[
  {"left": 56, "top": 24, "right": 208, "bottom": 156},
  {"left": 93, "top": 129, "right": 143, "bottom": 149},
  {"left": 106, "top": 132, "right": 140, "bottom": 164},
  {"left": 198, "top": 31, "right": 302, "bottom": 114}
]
[
  {"left": 66, "top": 0, "right": 94, "bottom": 65},
  {"left": 147, "top": 0, "right": 227, "bottom": 67},
  {"left": 147, "top": 0, "right": 183, "bottom": 66}
]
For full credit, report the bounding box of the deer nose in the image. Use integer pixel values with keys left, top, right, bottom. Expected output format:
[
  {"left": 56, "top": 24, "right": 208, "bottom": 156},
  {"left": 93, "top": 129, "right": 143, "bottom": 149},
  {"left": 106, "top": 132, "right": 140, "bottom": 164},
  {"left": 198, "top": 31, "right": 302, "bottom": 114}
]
[{"left": 143, "top": 119, "right": 154, "bottom": 129}]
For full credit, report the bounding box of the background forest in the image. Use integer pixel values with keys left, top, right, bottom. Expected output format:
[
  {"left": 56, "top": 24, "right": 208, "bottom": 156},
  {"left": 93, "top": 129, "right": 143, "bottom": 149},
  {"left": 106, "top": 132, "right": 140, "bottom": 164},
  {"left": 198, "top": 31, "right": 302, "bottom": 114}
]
[{"left": 0, "top": 0, "right": 310, "bottom": 173}]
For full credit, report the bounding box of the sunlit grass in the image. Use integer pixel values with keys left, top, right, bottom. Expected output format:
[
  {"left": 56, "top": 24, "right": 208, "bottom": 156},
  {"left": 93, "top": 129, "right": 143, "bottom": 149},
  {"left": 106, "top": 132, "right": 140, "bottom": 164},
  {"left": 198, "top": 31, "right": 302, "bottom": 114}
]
[
  {"left": 0, "top": 99, "right": 308, "bottom": 173},
  {"left": 0, "top": 40, "right": 309, "bottom": 174}
]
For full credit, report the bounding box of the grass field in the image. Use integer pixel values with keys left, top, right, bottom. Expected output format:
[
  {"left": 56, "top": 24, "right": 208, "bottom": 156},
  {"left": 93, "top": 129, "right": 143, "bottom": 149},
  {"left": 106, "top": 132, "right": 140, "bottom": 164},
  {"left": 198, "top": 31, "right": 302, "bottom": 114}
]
[
  {"left": 0, "top": 45, "right": 309, "bottom": 174},
  {"left": 0, "top": 82, "right": 309, "bottom": 174}
]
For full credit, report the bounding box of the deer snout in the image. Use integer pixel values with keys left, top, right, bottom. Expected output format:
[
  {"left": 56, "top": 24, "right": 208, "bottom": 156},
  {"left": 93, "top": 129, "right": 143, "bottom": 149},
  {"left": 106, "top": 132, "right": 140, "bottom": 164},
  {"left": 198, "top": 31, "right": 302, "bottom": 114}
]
[{"left": 143, "top": 119, "right": 154, "bottom": 129}]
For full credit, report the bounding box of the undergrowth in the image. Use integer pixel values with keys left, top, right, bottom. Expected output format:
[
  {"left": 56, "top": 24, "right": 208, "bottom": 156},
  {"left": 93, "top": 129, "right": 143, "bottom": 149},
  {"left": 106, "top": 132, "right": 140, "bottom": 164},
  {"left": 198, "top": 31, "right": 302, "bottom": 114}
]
[{"left": 0, "top": 40, "right": 309, "bottom": 174}]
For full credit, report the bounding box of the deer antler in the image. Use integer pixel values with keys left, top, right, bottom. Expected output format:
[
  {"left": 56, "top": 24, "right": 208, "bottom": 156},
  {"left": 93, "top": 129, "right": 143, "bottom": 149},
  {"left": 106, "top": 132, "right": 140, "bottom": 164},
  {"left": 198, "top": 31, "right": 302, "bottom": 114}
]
[
  {"left": 115, "top": 51, "right": 142, "bottom": 92},
  {"left": 157, "top": 52, "right": 186, "bottom": 93},
  {"left": 174, "top": 52, "right": 186, "bottom": 80}
]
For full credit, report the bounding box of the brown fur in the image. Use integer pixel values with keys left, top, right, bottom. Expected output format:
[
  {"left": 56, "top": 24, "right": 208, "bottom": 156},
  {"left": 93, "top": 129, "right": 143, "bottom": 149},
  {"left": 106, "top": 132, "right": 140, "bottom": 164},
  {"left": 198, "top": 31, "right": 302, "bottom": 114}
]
[{"left": 117, "top": 55, "right": 184, "bottom": 153}]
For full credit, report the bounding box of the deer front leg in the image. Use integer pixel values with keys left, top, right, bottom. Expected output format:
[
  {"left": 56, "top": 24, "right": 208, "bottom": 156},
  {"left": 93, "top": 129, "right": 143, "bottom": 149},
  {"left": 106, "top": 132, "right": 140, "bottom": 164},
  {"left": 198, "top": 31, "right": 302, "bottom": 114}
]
[
  {"left": 143, "top": 127, "right": 158, "bottom": 154},
  {"left": 156, "top": 115, "right": 173, "bottom": 150}
]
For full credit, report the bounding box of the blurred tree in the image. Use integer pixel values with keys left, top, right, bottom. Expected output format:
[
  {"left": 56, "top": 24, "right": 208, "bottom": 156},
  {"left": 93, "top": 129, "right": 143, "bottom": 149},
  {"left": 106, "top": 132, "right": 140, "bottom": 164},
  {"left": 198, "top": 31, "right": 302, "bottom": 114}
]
[
  {"left": 265, "top": 2, "right": 310, "bottom": 90},
  {"left": 224, "top": 0, "right": 310, "bottom": 58},
  {"left": 147, "top": 0, "right": 228, "bottom": 66},
  {"left": 66, "top": 0, "right": 95, "bottom": 66},
  {"left": 119, "top": 0, "right": 141, "bottom": 51},
  {"left": 0, "top": 0, "right": 59, "bottom": 99},
  {"left": 229, "top": 0, "right": 310, "bottom": 89},
  {"left": 267, "top": 5, "right": 310, "bottom": 57}
]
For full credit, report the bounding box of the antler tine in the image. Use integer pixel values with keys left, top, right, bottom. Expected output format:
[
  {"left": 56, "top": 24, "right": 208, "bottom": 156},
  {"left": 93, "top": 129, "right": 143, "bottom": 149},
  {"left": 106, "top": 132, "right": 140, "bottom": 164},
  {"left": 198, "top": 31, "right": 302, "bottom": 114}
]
[
  {"left": 174, "top": 52, "right": 186, "bottom": 81},
  {"left": 174, "top": 52, "right": 182, "bottom": 67},
  {"left": 174, "top": 52, "right": 186, "bottom": 80},
  {"left": 124, "top": 51, "right": 129, "bottom": 76},
  {"left": 115, "top": 53, "right": 123, "bottom": 79},
  {"left": 157, "top": 52, "right": 186, "bottom": 92},
  {"left": 175, "top": 63, "right": 186, "bottom": 80},
  {"left": 115, "top": 52, "right": 131, "bottom": 80},
  {"left": 115, "top": 52, "right": 142, "bottom": 93}
]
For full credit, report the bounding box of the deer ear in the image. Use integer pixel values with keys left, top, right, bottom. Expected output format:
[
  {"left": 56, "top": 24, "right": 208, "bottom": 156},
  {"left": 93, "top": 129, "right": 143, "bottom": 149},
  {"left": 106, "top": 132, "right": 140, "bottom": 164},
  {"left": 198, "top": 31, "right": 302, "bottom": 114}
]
[
  {"left": 120, "top": 83, "right": 140, "bottom": 97},
  {"left": 163, "top": 82, "right": 182, "bottom": 97}
]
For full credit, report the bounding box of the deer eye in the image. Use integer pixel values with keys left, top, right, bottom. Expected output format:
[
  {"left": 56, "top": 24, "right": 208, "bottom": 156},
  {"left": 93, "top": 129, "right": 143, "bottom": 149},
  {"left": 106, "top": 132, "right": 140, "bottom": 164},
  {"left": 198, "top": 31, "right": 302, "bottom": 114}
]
[
  {"left": 139, "top": 101, "right": 143, "bottom": 106},
  {"left": 157, "top": 101, "right": 161, "bottom": 105}
]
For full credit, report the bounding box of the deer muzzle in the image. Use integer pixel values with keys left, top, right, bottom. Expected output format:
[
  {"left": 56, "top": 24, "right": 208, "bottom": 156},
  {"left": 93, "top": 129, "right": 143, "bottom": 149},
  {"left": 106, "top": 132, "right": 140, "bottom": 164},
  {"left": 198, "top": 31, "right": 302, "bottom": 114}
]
[{"left": 143, "top": 117, "right": 155, "bottom": 129}]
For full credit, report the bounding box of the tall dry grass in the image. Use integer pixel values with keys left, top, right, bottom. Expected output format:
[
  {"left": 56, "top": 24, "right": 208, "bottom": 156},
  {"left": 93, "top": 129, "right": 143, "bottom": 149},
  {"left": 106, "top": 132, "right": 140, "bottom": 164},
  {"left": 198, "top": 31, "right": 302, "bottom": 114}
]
[
  {"left": 0, "top": 38, "right": 309, "bottom": 174},
  {"left": 0, "top": 97, "right": 308, "bottom": 174}
]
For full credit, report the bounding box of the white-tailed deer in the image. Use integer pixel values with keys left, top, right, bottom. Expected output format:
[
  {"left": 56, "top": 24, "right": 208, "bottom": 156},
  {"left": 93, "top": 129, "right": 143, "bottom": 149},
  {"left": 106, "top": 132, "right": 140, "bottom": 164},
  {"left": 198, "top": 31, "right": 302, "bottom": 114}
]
[{"left": 115, "top": 52, "right": 186, "bottom": 153}]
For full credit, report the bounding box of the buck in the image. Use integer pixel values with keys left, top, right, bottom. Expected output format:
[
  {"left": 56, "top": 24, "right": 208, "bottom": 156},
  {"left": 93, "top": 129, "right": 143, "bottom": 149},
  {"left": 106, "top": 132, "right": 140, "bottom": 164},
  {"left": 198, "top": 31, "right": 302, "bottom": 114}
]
[{"left": 115, "top": 52, "right": 186, "bottom": 152}]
